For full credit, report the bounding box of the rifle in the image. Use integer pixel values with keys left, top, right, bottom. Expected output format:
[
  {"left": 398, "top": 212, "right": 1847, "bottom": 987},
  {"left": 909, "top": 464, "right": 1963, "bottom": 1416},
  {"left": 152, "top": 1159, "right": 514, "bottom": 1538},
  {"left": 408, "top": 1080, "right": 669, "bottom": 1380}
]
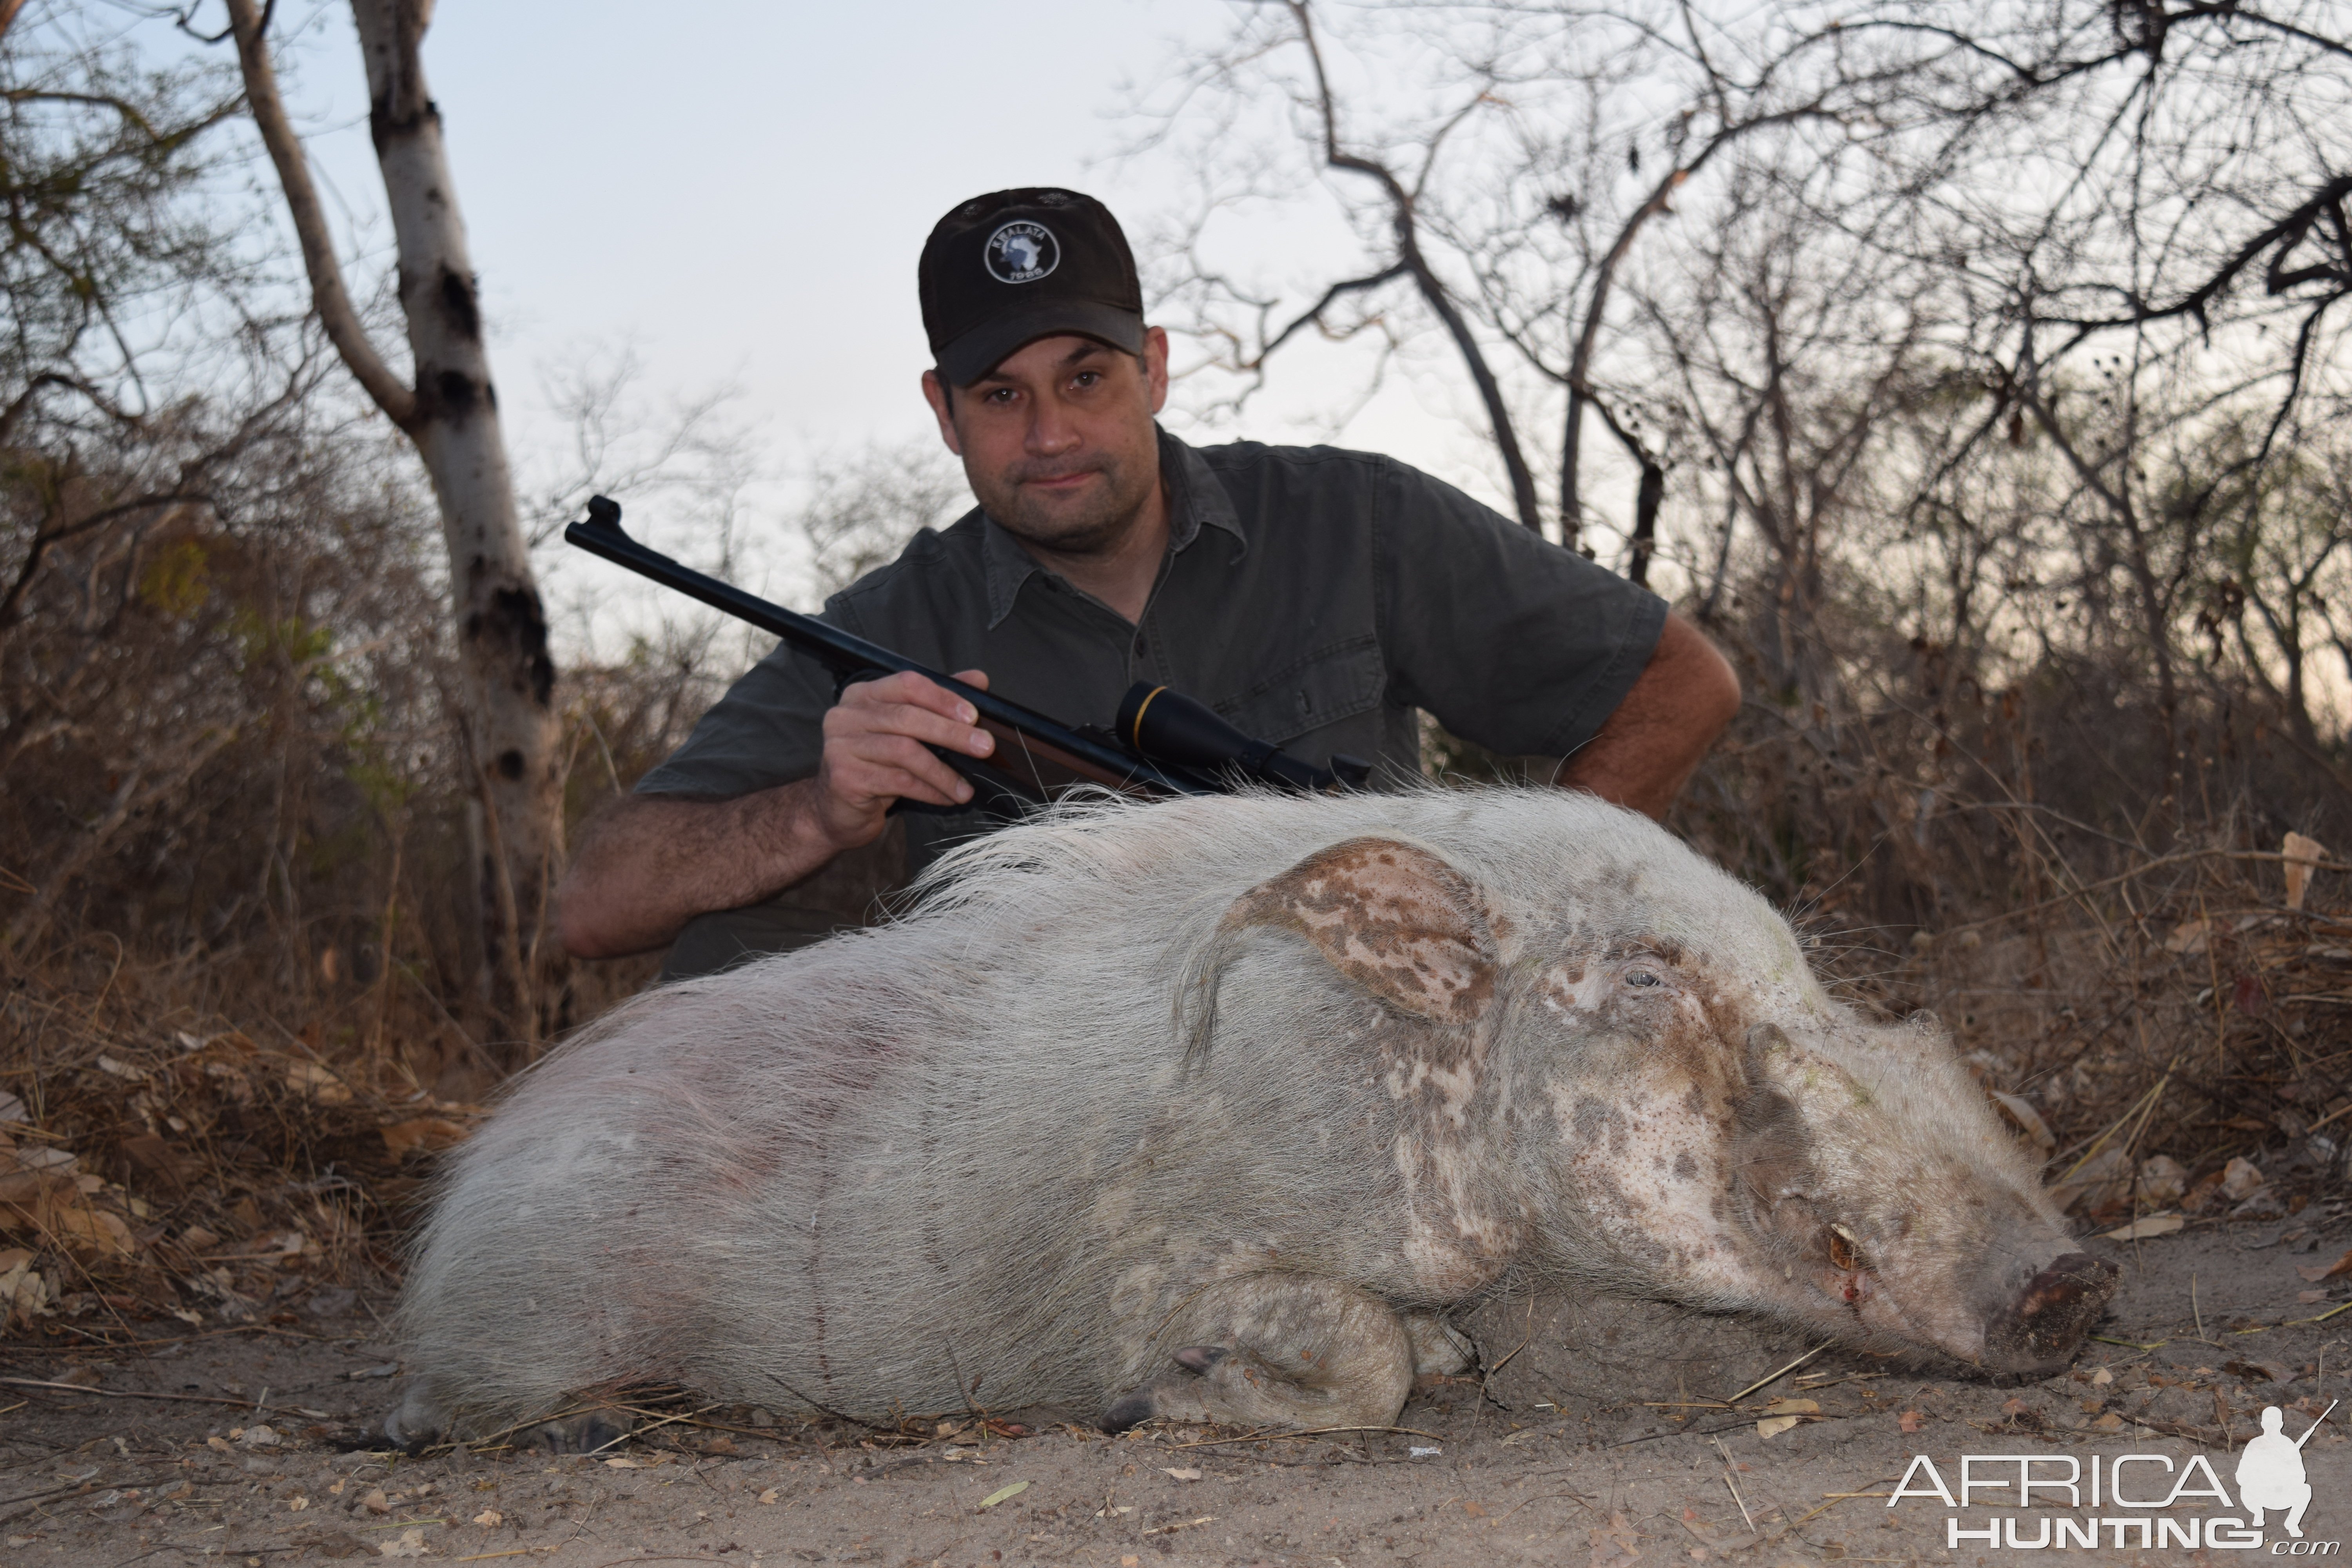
[{"left": 564, "top": 496, "right": 1370, "bottom": 810}]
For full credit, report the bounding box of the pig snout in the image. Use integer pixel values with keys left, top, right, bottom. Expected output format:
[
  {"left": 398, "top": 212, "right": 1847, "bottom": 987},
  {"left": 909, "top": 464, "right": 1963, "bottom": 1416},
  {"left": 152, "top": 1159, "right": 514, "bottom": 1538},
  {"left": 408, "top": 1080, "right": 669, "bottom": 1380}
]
[{"left": 1978, "top": 1250, "right": 2119, "bottom": 1373}]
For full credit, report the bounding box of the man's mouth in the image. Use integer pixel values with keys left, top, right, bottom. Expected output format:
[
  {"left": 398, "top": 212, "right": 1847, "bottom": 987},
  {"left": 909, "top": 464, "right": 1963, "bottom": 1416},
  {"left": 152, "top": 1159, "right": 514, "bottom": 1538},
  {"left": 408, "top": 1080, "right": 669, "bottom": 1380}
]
[{"left": 1021, "top": 468, "right": 1099, "bottom": 492}]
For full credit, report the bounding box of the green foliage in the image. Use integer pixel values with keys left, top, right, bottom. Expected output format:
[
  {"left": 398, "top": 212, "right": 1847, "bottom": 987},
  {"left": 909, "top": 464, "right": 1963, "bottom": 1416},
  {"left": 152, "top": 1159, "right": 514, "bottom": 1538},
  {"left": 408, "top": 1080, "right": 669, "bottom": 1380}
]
[{"left": 136, "top": 536, "right": 211, "bottom": 618}]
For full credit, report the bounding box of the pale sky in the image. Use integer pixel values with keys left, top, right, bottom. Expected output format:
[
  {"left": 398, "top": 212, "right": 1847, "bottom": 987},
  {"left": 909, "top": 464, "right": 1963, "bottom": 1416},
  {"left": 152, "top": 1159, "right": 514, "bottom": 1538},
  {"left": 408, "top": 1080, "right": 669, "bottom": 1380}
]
[{"left": 232, "top": 0, "right": 1532, "bottom": 625}]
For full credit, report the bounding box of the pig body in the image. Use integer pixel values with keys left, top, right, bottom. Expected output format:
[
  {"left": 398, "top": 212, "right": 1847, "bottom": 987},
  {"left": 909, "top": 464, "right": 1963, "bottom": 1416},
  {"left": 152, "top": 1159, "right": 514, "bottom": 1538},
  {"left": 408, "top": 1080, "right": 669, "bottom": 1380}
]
[{"left": 390, "top": 789, "right": 2113, "bottom": 1441}]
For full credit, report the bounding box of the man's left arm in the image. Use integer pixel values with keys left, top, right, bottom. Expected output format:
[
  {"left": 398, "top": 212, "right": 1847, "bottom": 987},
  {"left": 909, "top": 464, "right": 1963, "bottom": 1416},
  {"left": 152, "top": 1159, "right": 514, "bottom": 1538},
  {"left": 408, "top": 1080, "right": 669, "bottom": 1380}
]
[{"left": 1553, "top": 610, "right": 1740, "bottom": 819}]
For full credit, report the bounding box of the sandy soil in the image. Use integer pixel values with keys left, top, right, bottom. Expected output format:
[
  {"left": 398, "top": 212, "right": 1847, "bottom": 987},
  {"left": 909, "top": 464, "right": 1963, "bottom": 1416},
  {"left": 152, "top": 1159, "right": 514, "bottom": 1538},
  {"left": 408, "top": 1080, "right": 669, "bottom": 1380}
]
[{"left": 7, "top": 1215, "right": 2352, "bottom": 1567}]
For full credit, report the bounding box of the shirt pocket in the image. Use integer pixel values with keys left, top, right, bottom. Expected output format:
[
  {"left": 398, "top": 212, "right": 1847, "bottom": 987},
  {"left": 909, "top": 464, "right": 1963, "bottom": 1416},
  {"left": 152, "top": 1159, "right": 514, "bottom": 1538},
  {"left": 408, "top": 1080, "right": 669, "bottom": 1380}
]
[{"left": 1214, "top": 636, "right": 1387, "bottom": 746}]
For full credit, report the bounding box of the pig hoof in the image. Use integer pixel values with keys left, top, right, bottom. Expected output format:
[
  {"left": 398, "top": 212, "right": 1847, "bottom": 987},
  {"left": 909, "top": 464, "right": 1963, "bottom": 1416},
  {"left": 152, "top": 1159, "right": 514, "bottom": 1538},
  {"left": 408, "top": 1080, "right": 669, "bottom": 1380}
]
[
  {"left": 1985, "top": 1252, "right": 2120, "bottom": 1372},
  {"left": 526, "top": 1409, "right": 637, "bottom": 1454},
  {"left": 1403, "top": 1312, "right": 1477, "bottom": 1377},
  {"left": 380, "top": 1387, "right": 442, "bottom": 1455},
  {"left": 1100, "top": 1392, "right": 1159, "bottom": 1434}
]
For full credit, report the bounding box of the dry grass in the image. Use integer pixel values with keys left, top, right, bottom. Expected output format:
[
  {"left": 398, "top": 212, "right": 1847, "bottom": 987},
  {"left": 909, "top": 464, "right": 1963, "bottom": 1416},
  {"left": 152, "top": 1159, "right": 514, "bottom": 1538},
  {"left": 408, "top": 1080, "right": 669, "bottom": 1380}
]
[
  {"left": 1900, "top": 839, "right": 2352, "bottom": 1220},
  {"left": 0, "top": 920, "right": 659, "bottom": 1340}
]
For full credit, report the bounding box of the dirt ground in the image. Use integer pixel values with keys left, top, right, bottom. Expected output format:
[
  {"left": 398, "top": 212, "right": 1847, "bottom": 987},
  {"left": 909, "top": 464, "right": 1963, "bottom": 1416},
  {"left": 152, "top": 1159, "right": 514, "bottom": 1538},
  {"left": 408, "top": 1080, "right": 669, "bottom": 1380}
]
[{"left": 7, "top": 1217, "right": 2352, "bottom": 1567}]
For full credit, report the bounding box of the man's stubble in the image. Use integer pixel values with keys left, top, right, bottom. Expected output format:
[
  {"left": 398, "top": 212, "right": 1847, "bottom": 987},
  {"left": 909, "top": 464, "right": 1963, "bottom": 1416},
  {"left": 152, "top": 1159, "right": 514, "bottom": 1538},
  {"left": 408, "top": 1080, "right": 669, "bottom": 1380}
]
[{"left": 965, "top": 432, "right": 1160, "bottom": 562}]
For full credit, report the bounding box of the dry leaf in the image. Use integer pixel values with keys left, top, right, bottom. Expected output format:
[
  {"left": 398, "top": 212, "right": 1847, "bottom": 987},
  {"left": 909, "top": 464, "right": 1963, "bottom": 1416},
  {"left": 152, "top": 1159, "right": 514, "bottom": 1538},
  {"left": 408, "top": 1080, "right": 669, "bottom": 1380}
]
[
  {"left": 4, "top": 1183, "right": 136, "bottom": 1256},
  {"left": 2051, "top": 1145, "right": 2133, "bottom": 1214},
  {"left": 1756, "top": 1414, "right": 1804, "bottom": 1438},
  {"left": 2136, "top": 1154, "right": 2188, "bottom": 1207},
  {"left": 757, "top": 1489, "right": 778, "bottom": 1505},
  {"left": 2222, "top": 1156, "right": 2266, "bottom": 1201},
  {"left": 603, "top": 1457, "right": 641, "bottom": 1469},
  {"left": 2091, "top": 1368, "right": 2113, "bottom": 1386},
  {"left": 2300, "top": 1290, "right": 2330, "bottom": 1304},
  {"left": 2296, "top": 1249, "right": 2352, "bottom": 1283},
  {"left": 379, "top": 1118, "right": 470, "bottom": 1160},
  {"left": 472, "top": 1509, "right": 502, "bottom": 1526},
  {"left": 978, "top": 1480, "right": 1029, "bottom": 1508},
  {"left": 2100, "top": 1214, "right": 2185, "bottom": 1241},
  {"left": 2286, "top": 833, "right": 2328, "bottom": 911},
  {"left": 1160, "top": 1468, "right": 1202, "bottom": 1482},
  {"left": 1764, "top": 1397, "right": 1820, "bottom": 1415},
  {"left": 1987, "top": 1091, "right": 2056, "bottom": 1159},
  {"left": 1897, "top": 1409, "right": 1925, "bottom": 1433},
  {"left": 1462, "top": 1500, "right": 1488, "bottom": 1517},
  {"left": 2166, "top": 918, "right": 2211, "bottom": 955},
  {"left": 282, "top": 1061, "right": 351, "bottom": 1105},
  {"left": 2001, "top": 1396, "right": 2031, "bottom": 1416}
]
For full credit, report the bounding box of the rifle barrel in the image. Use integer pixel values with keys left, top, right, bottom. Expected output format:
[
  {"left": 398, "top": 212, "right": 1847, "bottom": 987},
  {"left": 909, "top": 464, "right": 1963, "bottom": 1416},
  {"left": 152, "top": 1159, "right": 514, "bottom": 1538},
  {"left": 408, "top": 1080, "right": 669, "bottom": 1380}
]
[{"left": 564, "top": 497, "right": 1209, "bottom": 801}]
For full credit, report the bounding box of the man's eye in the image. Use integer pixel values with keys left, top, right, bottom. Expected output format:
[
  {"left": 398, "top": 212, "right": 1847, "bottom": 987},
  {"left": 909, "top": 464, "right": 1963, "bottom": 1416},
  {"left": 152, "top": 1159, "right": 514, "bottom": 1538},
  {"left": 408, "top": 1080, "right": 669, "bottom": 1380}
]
[
  {"left": 983, "top": 387, "right": 1017, "bottom": 405},
  {"left": 1071, "top": 371, "right": 1101, "bottom": 388},
  {"left": 1625, "top": 969, "right": 1661, "bottom": 988}
]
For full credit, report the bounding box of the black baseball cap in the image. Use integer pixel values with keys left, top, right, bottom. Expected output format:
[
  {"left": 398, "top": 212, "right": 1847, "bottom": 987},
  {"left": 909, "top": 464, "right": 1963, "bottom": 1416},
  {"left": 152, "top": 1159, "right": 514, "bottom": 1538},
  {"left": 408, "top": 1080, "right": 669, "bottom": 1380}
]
[{"left": 919, "top": 188, "right": 1145, "bottom": 387}]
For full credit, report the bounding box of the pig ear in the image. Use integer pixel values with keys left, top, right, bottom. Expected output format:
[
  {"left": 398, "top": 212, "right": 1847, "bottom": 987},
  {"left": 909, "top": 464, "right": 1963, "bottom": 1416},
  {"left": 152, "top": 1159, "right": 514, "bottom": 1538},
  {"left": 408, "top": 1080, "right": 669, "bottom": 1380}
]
[{"left": 1182, "top": 837, "right": 1499, "bottom": 1063}]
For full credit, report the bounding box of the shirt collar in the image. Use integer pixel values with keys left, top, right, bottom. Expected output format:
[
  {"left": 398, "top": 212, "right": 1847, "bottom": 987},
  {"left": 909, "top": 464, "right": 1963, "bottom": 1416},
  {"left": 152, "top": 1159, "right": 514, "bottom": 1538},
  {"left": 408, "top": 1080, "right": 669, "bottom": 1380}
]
[{"left": 978, "top": 426, "right": 1248, "bottom": 630}]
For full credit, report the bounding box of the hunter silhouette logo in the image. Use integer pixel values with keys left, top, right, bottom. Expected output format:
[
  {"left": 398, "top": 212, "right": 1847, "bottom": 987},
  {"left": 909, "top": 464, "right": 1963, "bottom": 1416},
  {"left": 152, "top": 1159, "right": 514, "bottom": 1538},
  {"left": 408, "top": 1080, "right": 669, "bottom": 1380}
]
[
  {"left": 1891, "top": 1399, "right": 2339, "bottom": 1552},
  {"left": 984, "top": 220, "right": 1058, "bottom": 284},
  {"left": 2242, "top": 1401, "right": 2333, "bottom": 1537}
]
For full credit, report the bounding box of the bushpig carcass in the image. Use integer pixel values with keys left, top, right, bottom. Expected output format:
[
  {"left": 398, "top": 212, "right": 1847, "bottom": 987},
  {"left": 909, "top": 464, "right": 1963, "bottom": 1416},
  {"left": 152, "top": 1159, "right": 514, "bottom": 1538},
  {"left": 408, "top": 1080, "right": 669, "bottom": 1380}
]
[{"left": 388, "top": 788, "right": 2115, "bottom": 1442}]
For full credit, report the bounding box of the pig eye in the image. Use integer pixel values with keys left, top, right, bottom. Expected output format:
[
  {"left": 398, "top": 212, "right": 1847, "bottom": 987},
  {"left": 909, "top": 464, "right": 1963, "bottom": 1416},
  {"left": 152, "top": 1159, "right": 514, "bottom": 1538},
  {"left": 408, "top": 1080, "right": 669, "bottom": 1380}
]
[
  {"left": 1625, "top": 969, "right": 1661, "bottom": 988},
  {"left": 1827, "top": 1227, "right": 1861, "bottom": 1271}
]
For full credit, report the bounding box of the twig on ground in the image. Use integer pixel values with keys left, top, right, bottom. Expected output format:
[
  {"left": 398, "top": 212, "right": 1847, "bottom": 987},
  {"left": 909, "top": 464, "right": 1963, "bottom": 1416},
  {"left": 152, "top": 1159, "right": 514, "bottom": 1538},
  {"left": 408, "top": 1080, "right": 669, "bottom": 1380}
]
[{"left": 1723, "top": 1346, "right": 1825, "bottom": 1405}]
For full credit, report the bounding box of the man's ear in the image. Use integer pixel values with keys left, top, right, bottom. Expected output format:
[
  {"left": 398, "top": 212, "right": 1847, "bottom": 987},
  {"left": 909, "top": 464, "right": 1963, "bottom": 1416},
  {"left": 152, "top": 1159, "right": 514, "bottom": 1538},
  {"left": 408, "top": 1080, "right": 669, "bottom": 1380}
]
[
  {"left": 920, "top": 368, "right": 963, "bottom": 456},
  {"left": 1141, "top": 325, "right": 1170, "bottom": 415},
  {"left": 1181, "top": 837, "right": 1500, "bottom": 1065}
]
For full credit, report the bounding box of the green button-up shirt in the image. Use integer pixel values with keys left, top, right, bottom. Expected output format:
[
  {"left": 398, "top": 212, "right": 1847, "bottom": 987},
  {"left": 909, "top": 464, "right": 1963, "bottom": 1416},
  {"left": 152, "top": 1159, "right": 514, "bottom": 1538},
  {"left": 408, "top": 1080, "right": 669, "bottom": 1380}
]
[{"left": 637, "top": 428, "right": 1664, "bottom": 971}]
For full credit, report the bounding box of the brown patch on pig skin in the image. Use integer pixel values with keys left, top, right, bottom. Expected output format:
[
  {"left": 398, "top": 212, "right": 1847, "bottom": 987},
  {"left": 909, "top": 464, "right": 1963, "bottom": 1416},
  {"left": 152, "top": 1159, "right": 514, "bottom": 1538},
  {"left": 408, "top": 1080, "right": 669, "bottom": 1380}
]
[
  {"left": 1221, "top": 838, "right": 1498, "bottom": 1029},
  {"left": 1212, "top": 838, "right": 1529, "bottom": 1301}
]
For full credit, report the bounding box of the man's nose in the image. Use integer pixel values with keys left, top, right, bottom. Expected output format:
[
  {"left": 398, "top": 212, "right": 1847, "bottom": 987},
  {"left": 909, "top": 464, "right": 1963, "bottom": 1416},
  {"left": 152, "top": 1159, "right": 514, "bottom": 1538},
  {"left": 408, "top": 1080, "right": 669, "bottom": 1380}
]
[{"left": 1026, "top": 395, "right": 1081, "bottom": 456}]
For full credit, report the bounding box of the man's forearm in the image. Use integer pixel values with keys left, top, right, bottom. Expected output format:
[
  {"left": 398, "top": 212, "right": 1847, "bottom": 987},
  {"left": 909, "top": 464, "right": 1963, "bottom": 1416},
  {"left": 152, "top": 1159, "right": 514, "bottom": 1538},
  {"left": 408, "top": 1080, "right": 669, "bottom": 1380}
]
[
  {"left": 1556, "top": 612, "right": 1741, "bottom": 819},
  {"left": 557, "top": 780, "right": 845, "bottom": 959}
]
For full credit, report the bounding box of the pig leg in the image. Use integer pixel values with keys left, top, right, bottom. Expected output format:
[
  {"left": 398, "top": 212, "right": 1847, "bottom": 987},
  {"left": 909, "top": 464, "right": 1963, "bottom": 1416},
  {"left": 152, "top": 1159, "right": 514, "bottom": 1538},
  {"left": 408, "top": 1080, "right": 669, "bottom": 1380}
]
[
  {"left": 1102, "top": 1276, "right": 1414, "bottom": 1432},
  {"left": 1402, "top": 1310, "right": 1476, "bottom": 1377},
  {"left": 517, "top": 1405, "right": 638, "bottom": 1455},
  {"left": 380, "top": 1384, "right": 634, "bottom": 1455}
]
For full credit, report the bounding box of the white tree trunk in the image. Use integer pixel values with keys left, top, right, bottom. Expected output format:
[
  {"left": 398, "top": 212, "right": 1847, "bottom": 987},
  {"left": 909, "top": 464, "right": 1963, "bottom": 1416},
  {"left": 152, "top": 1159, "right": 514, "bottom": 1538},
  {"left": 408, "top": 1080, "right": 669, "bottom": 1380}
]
[
  {"left": 230, "top": 0, "right": 561, "bottom": 1039},
  {"left": 351, "top": 0, "right": 560, "bottom": 1033}
]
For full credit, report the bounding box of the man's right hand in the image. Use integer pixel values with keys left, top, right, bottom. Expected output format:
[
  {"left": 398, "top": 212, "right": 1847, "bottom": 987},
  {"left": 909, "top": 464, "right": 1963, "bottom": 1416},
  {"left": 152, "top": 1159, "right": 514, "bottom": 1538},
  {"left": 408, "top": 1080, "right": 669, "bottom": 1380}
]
[
  {"left": 808, "top": 668, "right": 996, "bottom": 852},
  {"left": 555, "top": 669, "right": 996, "bottom": 960}
]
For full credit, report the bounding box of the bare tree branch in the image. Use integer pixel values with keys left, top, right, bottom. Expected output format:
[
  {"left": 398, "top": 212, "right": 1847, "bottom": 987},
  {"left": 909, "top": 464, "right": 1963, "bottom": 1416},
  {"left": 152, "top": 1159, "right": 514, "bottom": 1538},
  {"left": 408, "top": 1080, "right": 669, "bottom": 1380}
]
[
  {"left": 1288, "top": 0, "right": 1546, "bottom": 531},
  {"left": 222, "top": 0, "right": 417, "bottom": 428}
]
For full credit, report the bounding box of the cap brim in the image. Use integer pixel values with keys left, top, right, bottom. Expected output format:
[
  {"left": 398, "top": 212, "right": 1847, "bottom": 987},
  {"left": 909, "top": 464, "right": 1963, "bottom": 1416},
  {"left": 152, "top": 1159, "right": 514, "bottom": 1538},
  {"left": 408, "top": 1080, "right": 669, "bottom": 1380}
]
[{"left": 936, "top": 301, "right": 1146, "bottom": 386}]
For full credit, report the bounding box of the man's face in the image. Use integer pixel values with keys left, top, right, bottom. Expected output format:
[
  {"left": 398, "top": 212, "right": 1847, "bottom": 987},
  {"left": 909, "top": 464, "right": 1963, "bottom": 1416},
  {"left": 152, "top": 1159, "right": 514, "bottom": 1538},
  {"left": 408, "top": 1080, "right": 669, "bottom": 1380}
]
[{"left": 922, "top": 328, "right": 1170, "bottom": 556}]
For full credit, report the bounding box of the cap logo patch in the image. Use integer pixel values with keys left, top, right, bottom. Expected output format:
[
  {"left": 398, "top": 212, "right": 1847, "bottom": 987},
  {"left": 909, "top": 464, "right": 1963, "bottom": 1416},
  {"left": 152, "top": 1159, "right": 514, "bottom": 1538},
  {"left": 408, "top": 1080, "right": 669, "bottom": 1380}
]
[{"left": 984, "top": 220, "right": 1059, "bottom": 285}]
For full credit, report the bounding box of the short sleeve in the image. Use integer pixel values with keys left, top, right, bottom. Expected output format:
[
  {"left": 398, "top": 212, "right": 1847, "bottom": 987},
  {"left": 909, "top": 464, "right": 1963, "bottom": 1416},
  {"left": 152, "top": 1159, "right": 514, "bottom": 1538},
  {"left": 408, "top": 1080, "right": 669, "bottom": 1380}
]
[
  {"left": 632, "top": 633, "right": 840, "bottom": 799},
  {"left": 1375, "top": 460, "right": 1668, "bottom": 757}
]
